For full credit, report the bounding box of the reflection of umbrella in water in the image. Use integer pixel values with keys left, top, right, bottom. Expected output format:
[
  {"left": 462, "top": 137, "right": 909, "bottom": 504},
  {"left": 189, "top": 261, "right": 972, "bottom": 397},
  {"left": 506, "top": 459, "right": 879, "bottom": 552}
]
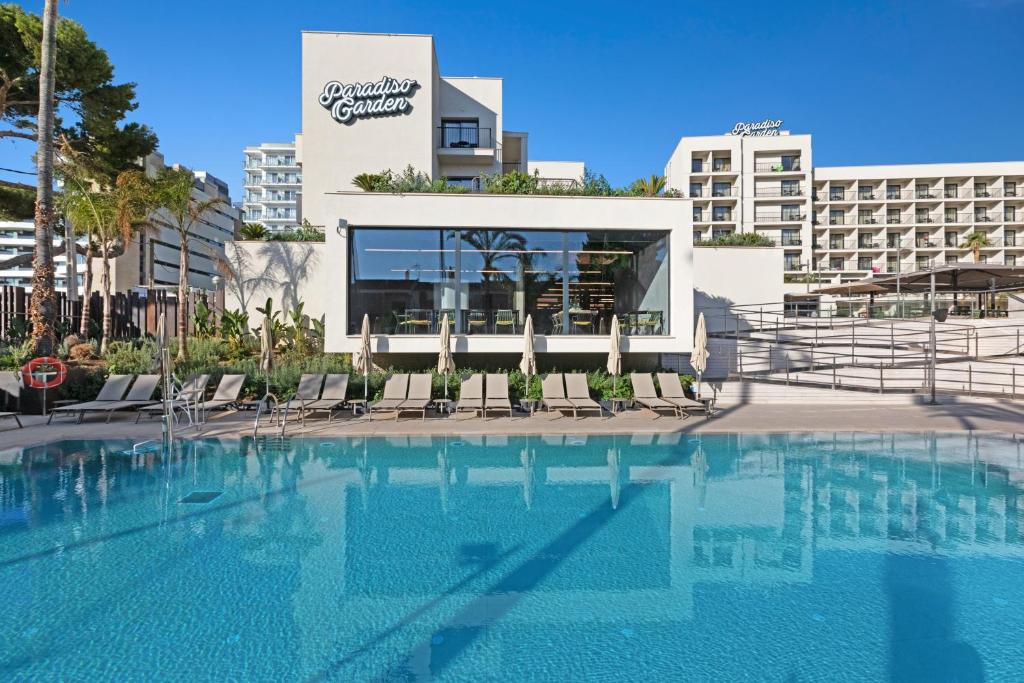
[
  {"left": 259, "top": 316, "right": 274, "bottom": 399},
  {"left": 357, "top": 439, "right": 370, "bottom": 510},
  {"left": 520, "top": 445, "right": 534, "bottom": 510},
  {"left": 438, "top": 440, "right": 450, "bottom": 512},
  {"left": 692, "top": 444, "right": 708, "bottom": 509},
  {"left": 607, "top": 447, "right": 620, "bottom": 510}
]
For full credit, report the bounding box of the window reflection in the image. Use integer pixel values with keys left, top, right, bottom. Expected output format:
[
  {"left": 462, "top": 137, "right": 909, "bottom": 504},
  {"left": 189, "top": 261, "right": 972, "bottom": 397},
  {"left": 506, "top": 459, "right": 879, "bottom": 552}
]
[{"left": 348, "top": 228, "right": 669, "bottom": 336}]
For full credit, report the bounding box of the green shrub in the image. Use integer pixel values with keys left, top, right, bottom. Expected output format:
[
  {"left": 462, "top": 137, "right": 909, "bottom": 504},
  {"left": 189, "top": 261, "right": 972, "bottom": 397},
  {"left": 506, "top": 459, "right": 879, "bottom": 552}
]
[
  {"left": 103, "top": 340, "right": 157, "bottom": 375},
  {"left": 695, "top": 232, "right": 775, "bottom": 247},
  {"left": 0, "top": 340, "right": 33, "bottom": 370},
  {"left": 58, "top": 366, "right": 109, "bottom": 402}
]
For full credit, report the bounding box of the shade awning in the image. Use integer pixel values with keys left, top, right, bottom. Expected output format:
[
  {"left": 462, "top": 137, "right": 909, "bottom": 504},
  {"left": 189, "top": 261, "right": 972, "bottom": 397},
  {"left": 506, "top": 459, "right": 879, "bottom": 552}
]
[{"left": 813, "top": 265, "right": 1024, "bottom": 295}]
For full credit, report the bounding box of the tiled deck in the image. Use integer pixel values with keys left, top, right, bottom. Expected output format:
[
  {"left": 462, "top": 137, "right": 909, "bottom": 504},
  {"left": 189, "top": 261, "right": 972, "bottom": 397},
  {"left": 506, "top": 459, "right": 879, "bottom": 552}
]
[{"left": 3, "top": 395, "right": 1024, "bottom": 450}]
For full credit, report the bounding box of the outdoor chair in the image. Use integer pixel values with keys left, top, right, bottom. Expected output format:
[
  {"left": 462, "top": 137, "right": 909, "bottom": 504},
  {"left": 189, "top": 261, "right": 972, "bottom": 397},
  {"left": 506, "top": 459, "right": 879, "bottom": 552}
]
[
  {"left": 656, "top": 372, "right": 712, "bottom": 419},
  {"left": 541, "top": 373, "right": 576, "bottom": 418},
  {"left": 0, "top": 370, "right": 21, "bottom": 414},
  {"left": 47, "top": 374, "right": 132, "bottom": 424},
  {"left": 303, "top": 374, "right": 350, "bottom": 421},
  {"left": 136, "top": 374, "right": 211, "bottom": 423},
  {"left": 454, "top": 374, "right": 483, "bottom": 417},
  {"left": 201, "top": 374, "right": 246, "bottom": 414},
  {"left": 369, "top": 373, "right": 409, "bottom": 418},
  {"left": 564, "top": 373, "right": 604, "bottom": 419},
  {"left": 483, "top": 373, "right": 513, "bottom": 419},
  {"left": 494, "top": 310, "right": 517, "bottom": 334},
  {"left": 276, "top": 374, "right": 325, "bottom": 425},
  {"left": 629, "top": 373, "right": 681, "bottom": 418},
  {"left": 71, "top": 374, "right": 161, "bottom": 424},
  {"left": 0, "top": 411, "right": 21, "bottom": 429},
  {"left": 396, "top": 373, "right": 432, "bottom": 421},
  {"left": 466, "top": 310, "right": 488, "bottom": 334}
]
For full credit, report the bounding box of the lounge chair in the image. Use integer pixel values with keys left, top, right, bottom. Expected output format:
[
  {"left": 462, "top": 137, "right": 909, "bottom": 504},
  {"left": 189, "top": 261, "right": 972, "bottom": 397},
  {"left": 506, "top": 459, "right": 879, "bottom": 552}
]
[
  {"left": 136, "top": 374, "right": 211, "bottom": 423},
  {"left": 303, "top": 374, "right": 350, "bottom": 421},
  {"left": 277, "top": 373, "right": 325, "bottom": 425},
  {"left": 656, "top": 372, "right": 712, "bottom": 418},
  {"left": 369, "top": 373, "right": 409, "bottom": 418},
  {"left": 47, "top": 374, "right": 132, "bottom": 424},
  {"left": 0, "top": 370, "right": 21, "bottom": 413},
  {"left": 629, "top": 373, "right": 681, "bottom": 418},
  {"left": 73, "top": 374, "right": 161, "bottom": 423},
  {"left": 564, "top": 373, "right": 604, "bottom": 419},
  {"left": 454, "top": 374, "right": 483, "bottom": 417},
  {"left": 541, "top": 373, "right": 576, "bottom": 418},
  {"left": 201, "top": 374, "right": 246, "bottom": 414},
  {"left": 483, "top": 373, "right": 513, "bottom": 419},
  {"left": 396, "top": 373, "right": 432, "bottom": 421}
]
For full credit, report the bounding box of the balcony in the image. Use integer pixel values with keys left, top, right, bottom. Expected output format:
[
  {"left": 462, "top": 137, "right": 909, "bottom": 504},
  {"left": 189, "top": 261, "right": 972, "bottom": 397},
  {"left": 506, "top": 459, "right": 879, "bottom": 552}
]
[
  {"left": 858, "top": 240, "right": 882, "bottom": 249},
  {"left": 502, "top": 161, "right": 525, "bottom": 174},
  {"left": 828, "top": 216, "right": 847, "bottom": 225},
  {"left": 711, "top": 214, "right": 735, "bottom": 222},
  {"left": 711, "top": 187, "right": 737, "bottom": 197},
  {"left": 915, "top": 190, "right": 938, "bottom": 199},
  {"left": 754, "top": 187, "right": 804, "bottom": 197},
  {"left": 857, "top": 192, "right": 878, "bottom": 201},
  {"left": 755, "top": 159, "right": 802, "bottom": 173},
  {"left": 780, "top": 237, "right": 803, "bottom": 247},
  {"left": 857, "top": 216, "right": 880, "bottom": 225},
  {"left": 437, "top": 126, "right": 496, "bottom": 164},
  {"left": 755, "top": 213, "right": 804, "bottom": 223},
  {"left": 711, "top": 161, "right": 732, "bottom": 172}
]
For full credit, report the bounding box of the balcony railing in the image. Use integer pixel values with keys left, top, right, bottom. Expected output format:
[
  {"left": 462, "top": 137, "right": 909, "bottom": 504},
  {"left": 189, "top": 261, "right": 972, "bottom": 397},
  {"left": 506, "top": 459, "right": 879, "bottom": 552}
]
[
  {"left": 711, "top": 188, "right": 737, "bottom": 197},
  {"left": 754, "top": 187, "right": 805, "bottom": 197},
  {"left": 755, "top": 213, "right": 804, "bottom": 223},
  {"left": 711, "top": 161, "right": 732, "bottom": 172},
  {"left": 438, "top": 126, "right": 494, "bottom": 149},
  {"left": 817, "top": 187, "right": 1019, "bottom": 201},
  {"left": 754, "top": 159, "right": 802, "bottom": 173},
  {"left": 857, "top": 216, "right": 881, "bottom": 225},
  {"left": 502, "top": 161, "right": 525, "bottom": 174},
  {"left": 780, "top": 237, "right": 803, "bottom": 247},
  {"left": 711, "top": 214, "right": 735, "bottom": 222}
]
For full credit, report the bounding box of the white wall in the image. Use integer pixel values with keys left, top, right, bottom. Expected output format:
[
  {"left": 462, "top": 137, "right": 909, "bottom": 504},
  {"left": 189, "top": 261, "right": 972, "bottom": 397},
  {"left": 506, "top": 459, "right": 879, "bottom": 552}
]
[
  {"left": 527, "top": 160, "right": 585, "bottom": 182},
  {"left": 223, "top": 241, "right": 328, "bottom": 326},
  {"left": 693, "top": 246, "right": 786, "bottom": 332},
  {"left": 301, "top": 32, "right": 438, "bottom": 229}
]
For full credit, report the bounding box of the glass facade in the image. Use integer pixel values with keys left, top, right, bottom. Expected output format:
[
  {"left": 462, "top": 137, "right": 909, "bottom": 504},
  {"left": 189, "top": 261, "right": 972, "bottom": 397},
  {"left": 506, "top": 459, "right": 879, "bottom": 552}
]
[{"left": 348, "top": 227, "right": 669, "bottom": 337}]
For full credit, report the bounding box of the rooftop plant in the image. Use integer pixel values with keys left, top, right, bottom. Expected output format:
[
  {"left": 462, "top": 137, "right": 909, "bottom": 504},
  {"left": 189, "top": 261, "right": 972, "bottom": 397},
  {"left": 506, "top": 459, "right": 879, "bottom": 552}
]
[{"left": 695, "top": 233, "right": 775, "bottom": 247}]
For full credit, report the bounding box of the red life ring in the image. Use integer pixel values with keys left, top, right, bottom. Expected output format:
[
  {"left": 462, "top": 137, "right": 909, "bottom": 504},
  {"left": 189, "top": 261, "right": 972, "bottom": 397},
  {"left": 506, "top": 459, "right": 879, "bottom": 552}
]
[{"left": 22, "top": 357, "right": 68, "bottom": 390}]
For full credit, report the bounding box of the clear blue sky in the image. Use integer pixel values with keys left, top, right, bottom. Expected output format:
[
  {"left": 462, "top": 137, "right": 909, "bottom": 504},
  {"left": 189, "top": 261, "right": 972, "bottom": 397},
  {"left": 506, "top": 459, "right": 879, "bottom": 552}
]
[{"left": 6, "top": 0, "right": 1024, "bottom": 200}]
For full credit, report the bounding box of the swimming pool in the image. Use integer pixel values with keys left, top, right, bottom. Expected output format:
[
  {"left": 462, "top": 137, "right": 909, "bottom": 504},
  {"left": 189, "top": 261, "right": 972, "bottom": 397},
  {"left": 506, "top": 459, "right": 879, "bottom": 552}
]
[{"left": 2, "top": 433, "right": 1022, "bottom": 680}]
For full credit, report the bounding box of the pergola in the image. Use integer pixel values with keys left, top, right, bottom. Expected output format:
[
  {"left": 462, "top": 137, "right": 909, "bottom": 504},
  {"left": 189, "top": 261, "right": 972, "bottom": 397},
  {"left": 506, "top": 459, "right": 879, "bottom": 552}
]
[{"left": 815, "top": 265, "right": 1024, "bottom": 295}]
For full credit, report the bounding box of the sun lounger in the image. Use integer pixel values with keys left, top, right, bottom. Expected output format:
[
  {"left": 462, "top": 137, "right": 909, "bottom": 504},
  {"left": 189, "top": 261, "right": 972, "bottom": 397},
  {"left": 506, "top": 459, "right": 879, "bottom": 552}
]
[
  {"left": 47, "top": 374, "right": 132, "bottom": 424},
  {"left": 0, "top": 370, "right": 21, "bottom": 413},
  {"left": 0, "top": 411, "right": 21, "bottom": 429},
  {"left": 541, "top": 373, "right": 576, "bottom": 418},
  {"left": 303, "top": 374, "right": 350, "bottom": 421},
  {"left": 136, "top": 374, "right": 211, "bottom": 422},
  {"left": 73, "top": 374, "right": 161, "bottom": 423},
  {"left": 396, "top": 373, "right": 432, "bottom": 421},
  {"left": 629, "top": 373, "right": 680, "bottom": 418},
  {"left": 201, "top": 374, "right": 246, "bottom": 414},
  {"left": 656, "top": 372, "right": 711, "bottom": 418},
  {"left": 277, "top": 374, "right": 325, "bottom": 424},
  {"left": 369, "top": 373, "right": 409, "bottom": 418},
  {"left": 484, "top": 373, "right": 513, "bottom": 419},
  {"left": 564, "top": 373, "right": 604, "bottom": 419},
  {"left": 455, "top": 374, "right": 483, "bottom": 417}
]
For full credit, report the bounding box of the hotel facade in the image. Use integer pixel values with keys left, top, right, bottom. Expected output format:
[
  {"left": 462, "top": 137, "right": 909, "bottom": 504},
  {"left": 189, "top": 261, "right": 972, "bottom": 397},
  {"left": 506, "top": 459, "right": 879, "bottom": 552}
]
[{"left": 228, "top": 31, "right": 1022, "bottom": 366}]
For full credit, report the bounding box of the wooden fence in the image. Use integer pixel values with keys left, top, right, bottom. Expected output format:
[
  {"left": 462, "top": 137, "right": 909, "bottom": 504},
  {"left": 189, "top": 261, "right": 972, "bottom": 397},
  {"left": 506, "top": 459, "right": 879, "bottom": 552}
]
[{"left": 0, "top": 285, "right": 217, "bottom": 343}]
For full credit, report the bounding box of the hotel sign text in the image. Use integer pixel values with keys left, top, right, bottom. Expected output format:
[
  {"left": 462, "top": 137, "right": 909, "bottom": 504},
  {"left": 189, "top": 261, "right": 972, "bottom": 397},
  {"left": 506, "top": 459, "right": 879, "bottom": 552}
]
[
  {"left": 727, "top": 119, "right": 783, "bottom": 137},
  {"left": 318, "top": 76, "right": 419, "bottom": 125}
]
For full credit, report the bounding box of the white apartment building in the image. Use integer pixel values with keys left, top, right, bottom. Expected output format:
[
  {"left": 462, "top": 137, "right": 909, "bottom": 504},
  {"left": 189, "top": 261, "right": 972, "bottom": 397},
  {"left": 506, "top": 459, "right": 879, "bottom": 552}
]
[
  {"left": 242, "top": 141, "right": 301, "bottom": 231},
  {"left": 0, "top": 220, "right": 84, "bottom": 292},
  {"left": 665, "top": 124, "right": 1024, "bottom": 290}
]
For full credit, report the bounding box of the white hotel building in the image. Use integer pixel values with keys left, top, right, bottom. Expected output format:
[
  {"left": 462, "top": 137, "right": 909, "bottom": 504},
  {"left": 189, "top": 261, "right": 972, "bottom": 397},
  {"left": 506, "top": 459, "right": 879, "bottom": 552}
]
[
  {"left": 242, "top": 141, "right": 301, "bottom": 231},
  {"left": 228, "top": 30, "right": 1022, "bottom": 366}
]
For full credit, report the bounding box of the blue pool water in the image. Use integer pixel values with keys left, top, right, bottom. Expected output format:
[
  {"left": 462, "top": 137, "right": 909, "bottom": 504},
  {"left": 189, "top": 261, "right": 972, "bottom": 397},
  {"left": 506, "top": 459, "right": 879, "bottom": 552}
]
[{"left": 2, "top": 433, "right": 1023, "bottom": 681}]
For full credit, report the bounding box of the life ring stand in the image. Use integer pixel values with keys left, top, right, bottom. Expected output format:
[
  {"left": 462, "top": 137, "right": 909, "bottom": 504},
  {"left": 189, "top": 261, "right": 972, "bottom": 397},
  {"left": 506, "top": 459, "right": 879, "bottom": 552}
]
[{"left": 22, "top": 356, "right": 68, "bottom": 390}]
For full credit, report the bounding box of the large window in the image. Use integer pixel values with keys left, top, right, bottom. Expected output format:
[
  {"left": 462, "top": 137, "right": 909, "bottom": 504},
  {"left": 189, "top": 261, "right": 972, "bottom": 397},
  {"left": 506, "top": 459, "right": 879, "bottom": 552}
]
[{"left": 348, "top": 228, "right": 670, "bottom": 337}]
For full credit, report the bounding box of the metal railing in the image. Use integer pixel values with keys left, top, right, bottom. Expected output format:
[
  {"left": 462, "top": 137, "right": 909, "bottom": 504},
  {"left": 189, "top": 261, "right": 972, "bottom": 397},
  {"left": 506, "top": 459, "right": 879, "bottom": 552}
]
[
  {"left": 438, "top": 126, "right": 494, "bottom": 149},
  {"left": 755, "top": 213, "right": 805, "bottom": 223},
  {"left": 819, "top": 188, "right": 1019, "bottom": 201},
  {"left": 755, "top": 161, "right": 802, "bottom": 172},
  {"left": 754, "top": 187, "right": 806, "bottom": 197}
]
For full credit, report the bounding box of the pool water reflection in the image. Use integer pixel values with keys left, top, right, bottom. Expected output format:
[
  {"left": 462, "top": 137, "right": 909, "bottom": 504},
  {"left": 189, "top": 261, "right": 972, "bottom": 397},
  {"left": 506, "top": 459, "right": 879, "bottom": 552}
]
[{"left": 1, "top": 433, "right": 1022, "bottom": 680}]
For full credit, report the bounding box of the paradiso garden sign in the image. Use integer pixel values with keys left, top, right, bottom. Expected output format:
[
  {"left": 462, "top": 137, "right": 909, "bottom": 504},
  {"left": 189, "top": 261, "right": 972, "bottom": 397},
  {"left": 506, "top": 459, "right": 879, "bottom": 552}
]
[
  {"left": 318, "top": 76, "right": 419, "bottom": 125},
  {"left": 727, "top": 119, "right": 784, "bottom": 137}
]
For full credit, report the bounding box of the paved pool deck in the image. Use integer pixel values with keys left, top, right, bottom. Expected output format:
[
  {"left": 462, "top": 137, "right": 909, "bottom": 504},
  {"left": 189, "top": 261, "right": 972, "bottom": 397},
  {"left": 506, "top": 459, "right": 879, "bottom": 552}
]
[{"left": 3, "top": 395, "right": 1024, "bottom": 450}]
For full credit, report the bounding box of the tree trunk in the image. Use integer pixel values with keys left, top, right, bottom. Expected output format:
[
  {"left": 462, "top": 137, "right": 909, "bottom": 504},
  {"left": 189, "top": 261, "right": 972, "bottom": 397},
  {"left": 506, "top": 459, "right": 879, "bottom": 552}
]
[
  {"left": 177, "top": 234, "right": 189, "bottom": 361},
  {"left": 29, "top": 0, "right": 59, "bottom": 357},
  {"left": 64, "top": 217, "right": 78, "bottom": 302},
  {"left": 79, "top": 239, "right": 94, "bottom": 337},
  {"left": 100, "top": 249, "right": 111, "bottom": 354}
]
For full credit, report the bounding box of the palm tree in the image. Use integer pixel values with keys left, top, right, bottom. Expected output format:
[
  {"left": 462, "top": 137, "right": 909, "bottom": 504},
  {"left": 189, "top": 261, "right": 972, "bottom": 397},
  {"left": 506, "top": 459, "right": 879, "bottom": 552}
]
[
  {"left": 29, "top": 0, "right": 59, "bottom": 356},
  {"left": 352, "top": 173, "right": 382, "bottom": 192},
  {"left": 239, "top": 222, "right": 268, "bottom": 240},
  {"left": 155, "top": 167, "right": 226, "bottom": 361},
  {"left": 960, "top": 231, "right": 991, "bottom": 263},
  {"left": 633, "top": 174, "right": 667, "bottom": 197},
  {"left": 61, "top": 171, "right": 156, "bottom": 352}
]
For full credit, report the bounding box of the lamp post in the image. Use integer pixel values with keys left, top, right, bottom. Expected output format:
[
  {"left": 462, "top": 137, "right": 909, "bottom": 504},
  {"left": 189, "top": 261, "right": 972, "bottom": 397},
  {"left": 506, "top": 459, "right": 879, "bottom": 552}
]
[{"left": 928, "top": 269, "right": 948, "bottom": 405}]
